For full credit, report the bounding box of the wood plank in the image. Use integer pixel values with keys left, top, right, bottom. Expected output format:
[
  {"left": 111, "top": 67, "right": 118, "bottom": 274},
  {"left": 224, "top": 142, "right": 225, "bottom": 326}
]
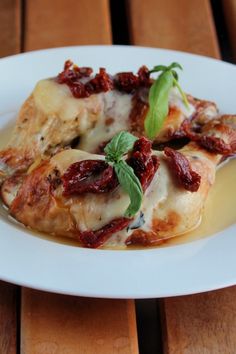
[
  {"left": 21, "top": 3, "right": 138, "bottom": 353},
  {"left": 21, "top": 288, "right": 138, "bottom": 354},
  {"left": 127, "top": 0, "right": 220, "bottom": 58},
  {"left": 0, "top": 0, "right": 21, "bottom": 57},
  {"left": 160, "top": 287, "right": 236, "bottom": 354},
  {"left": 23, "top": 0, "right": 112, "bottom": 51},
  {"left": 128, "top": 1, "right": 236, "bottom": 353},
  {"left": 223, "top": 0, "right": 236, "bottom": 60},
  {"left": 0, "top": 281, "right": 17, "bottom": 354}
]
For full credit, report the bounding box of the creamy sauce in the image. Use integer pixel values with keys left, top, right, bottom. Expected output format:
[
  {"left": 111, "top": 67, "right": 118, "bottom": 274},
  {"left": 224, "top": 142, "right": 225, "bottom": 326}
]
[{"left": 0, "top": 114, "right": 236, "bottom": 249}]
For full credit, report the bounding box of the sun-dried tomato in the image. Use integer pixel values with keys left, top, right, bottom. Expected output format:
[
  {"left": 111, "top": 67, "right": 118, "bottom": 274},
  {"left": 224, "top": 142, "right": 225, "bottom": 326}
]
[
  {"left": 57, "top": 60, "right": 93, "bottom": 83},
  {"left": 57, "top": 61, "right": 152, "bottom": 98},
  {"left": 114, "top": 72, "right": 140, "bottom": 93},
  {"left": 114, "top": 66, "right": 151, "bottom": 93},
  {"left": 128, "top": 137, "right": 160, "bottom": 191},
  {"left": 199, "top": 135, "right": 233, "bottom": 155},
  {"left": 78, "top": 217, "right": 130, "bottom": 248},
  {"left": 182, "top": 119, "right": 234, "bottom": 155},
  {"left": 137, "top": 65, "right": 152, "bottom": 87},
  {"left": 164, "top": 147, "right": 201, "bottom": 192},
  {"left": 62, "top": 137, "right": 159, "bottom": 248},
  {"left": 85, "top": 68, "right": 114, "bottom": 95},
  {"left": 62, "top": 160, "right": 118, "bottom": 196}
]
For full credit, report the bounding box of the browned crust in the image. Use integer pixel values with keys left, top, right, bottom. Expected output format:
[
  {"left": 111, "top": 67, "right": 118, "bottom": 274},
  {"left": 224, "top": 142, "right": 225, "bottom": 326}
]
[
  {"left": 152, "top": 211, "right": 181, "bottom": 233},
  {"left": 9, "top": 161, "right": 76, "bottom": 238},
  {"left": 126, "top": 211, "right": 181, "bottom": 246}
]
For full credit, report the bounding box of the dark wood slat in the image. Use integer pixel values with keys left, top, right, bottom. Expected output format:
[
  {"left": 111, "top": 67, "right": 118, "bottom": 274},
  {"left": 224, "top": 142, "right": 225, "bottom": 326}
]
[
  {"left": 23, "top": 0, "right": 112, "bottom": 51},
  {"left": 0, "top": 281, "right": 17, "bottom": 354},
  {"left": 127, "top": 0, "right": 220, "bottom": 58},
  {"left": 0, "top": 0, "right": 21, "bottom": 57},
  {"left": 21, "top": 289, "right": 139, "bottom": 354},
  {"left": 223, "top": 0, "right": 236, "bottom": 61},
  {"left": 128, "top": 1, "right": 236, "bottom": 353}
]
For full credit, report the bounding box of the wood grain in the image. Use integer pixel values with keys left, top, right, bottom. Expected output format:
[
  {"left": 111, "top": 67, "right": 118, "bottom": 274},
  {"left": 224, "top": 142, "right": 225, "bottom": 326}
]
[
  {"left": 223, "top": 0, "right": 236, "bottom": 60},
  {"left": 21, "top": 289, "right": 138, "bottom": 354},
  {"left": 24, "top": 0, "right": 112, "bottom": 51},
  {"left": 128, "top": 0, "right": 235, "bottom": 353},
  {"left": 161, "top": 287, "right": 236, "bottom": 354},
  {"left": 21, "top": 3, "right": 139, "bottom": 354},
  {"left": 127, "top": 1, "right": 236, "bottom": 353},
  {"left": 0, "top": 0, "right": 21, "bottom": 57},
  {"left": 127, "top": 0, "right": 220, "bottom": 58},
  {"left": 0, "top": 281, "right": 17, "bottom": 354}
]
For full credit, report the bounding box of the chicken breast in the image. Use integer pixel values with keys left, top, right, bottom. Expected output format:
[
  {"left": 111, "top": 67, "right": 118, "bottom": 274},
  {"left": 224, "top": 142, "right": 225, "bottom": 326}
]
[
  {"left": 1, "top": 61, "right": 234, "bottom": 249},
  {"left": 0, "top": 140, "right": 221, "bottom": 248},
  {"left": 0, "top": 74, "right": 217, "bottom": 184},
  {"left": 0, "top": 79, "right": 103, "bottom": 183}
]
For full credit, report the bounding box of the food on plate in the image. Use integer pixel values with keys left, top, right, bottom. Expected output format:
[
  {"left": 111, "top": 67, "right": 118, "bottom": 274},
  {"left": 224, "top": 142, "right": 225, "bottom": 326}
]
[
  {"left": 0, "top": 61, "right": 235, "bottom": 248},
  {"left": 0, "top": 61, "right": 216, "bottom": 182}
]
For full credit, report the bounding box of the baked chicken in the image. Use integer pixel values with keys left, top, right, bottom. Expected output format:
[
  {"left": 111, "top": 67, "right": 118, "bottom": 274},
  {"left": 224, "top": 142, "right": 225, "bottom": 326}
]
[
  {"left": 2, "top": 113, "right": 236, "bottom": 248},
  {"left": 0, "top": 61, "right": 217, "bottom": 184},
  {"left": 1, "top": 61, "right": 235, "bottom": 248}
]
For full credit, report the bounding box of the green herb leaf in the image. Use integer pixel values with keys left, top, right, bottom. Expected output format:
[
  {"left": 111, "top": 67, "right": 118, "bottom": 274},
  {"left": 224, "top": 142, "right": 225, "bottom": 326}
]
[
  {"left": 114, "top": 160, "right": 143, "bottom": 217},
  {"left": 168, "top": 62, "right": 183, "bottom": 71},
  {"left": 145, "top": 62, "right": 189, "bottom": 139},
  {"left": 144, "top": 70, "right": 174, "bottom": 139},
  {"left": 149, "top": 65, "right": 167, "bottom": 74},
  {"left": 104, "top": 131, "right": 143, "bottom": 218},
  {"left": 104, "top": 131, "right": 138, "bottom": 164}
]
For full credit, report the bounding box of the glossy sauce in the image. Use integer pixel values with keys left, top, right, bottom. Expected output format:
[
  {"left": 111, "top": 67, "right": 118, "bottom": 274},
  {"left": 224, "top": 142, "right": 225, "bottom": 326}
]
[{"left": 0, "top": 120, "right": 236, "bottom": 249}]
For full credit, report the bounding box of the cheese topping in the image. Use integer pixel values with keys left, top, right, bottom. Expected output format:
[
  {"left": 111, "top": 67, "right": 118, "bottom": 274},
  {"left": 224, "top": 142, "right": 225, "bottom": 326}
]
[
  {"left": 52, "top": 150, "right": 130, "bottom": 231},
  {"left": 78, "top": 91, "right": 133, "bottom": 152},
  {"left": 33, "top": 78, "right": 103, "bottom": 133}
]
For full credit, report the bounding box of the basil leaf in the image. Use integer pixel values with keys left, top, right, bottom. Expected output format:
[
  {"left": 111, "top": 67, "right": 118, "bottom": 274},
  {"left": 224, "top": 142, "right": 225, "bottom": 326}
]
[
  {"left": 149, "top": 65, "right": 167, "bottom": 74},
  {"left": 104, "top": 131, "right": 138, "bottom": 163},
  {"left": 168, "top": 62, "right": 183, "bottom": 71},
  {"left": 144, "top": 70, "right": 174, "bottom": 139},
  {"left": 172, "top": 70, "right": 179, "bottom": 81},
  {"left": 114, "top": 160, "right": 143, "bottom": 217}
]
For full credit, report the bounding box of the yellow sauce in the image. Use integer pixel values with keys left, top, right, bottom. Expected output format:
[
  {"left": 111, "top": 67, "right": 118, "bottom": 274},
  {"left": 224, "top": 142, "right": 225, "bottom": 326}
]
[
  {"left": 0, "top": 119, "right": 236, "bottom": 249},
  {"left": 165, "top": 158, "right": 236, "bottom": 246}
]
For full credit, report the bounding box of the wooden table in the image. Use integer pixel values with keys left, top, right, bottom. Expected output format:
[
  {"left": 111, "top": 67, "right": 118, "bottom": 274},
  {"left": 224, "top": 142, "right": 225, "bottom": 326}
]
[{"left": 0, "top": 1, "right": 235, "bottom": 353}]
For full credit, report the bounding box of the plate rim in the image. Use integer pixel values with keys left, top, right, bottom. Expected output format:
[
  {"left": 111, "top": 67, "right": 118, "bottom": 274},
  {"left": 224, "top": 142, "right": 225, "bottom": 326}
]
[{"left": 0, "top": 44, "right": 235, "bottom": 298}]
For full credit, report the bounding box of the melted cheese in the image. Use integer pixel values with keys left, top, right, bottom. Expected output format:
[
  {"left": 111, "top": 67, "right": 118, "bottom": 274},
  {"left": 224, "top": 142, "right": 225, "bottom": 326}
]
[
  {"left": 33, "top": 79, "right": 103, "bottom": 133},
  {"left": 51, "top": 149, "right": 171, "bottom": 237},
  {"left": 78, "top": 91, "right": 133, "bottom": 152},
  {"left": 33, "top": 80, "right": 197, "bottom": 156},
  {"left": 34, "top": 79, "right": 84, "bottom": 120},
  {"left": 51, "top": 149, "right": 130, "bottom": 231},
  {"left": 104, "top": 152, "right": 170, "bottom": 246}
]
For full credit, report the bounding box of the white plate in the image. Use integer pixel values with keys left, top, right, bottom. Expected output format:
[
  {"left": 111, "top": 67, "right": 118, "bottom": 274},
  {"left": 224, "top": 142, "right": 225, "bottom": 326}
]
[{"left": 0, "top": 45, "right": 236, "bottom": 299}]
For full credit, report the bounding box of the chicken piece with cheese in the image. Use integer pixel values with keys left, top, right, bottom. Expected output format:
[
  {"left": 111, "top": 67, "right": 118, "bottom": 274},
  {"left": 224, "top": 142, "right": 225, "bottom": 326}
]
[
  {"left": 2, "top": 114, "right": 235, "bottom": 248},
  {"left": 0, "top": 61, "right": 217, "bottom": 184}
]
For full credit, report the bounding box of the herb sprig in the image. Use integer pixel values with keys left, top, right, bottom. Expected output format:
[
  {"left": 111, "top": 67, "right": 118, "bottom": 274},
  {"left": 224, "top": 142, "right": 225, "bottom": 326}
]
[
  {"left": 104, "top": 132, "right": 143, "bottom": 218},
  {"left": 145, "top": 62, "right": 189, "bottom": 139}
]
